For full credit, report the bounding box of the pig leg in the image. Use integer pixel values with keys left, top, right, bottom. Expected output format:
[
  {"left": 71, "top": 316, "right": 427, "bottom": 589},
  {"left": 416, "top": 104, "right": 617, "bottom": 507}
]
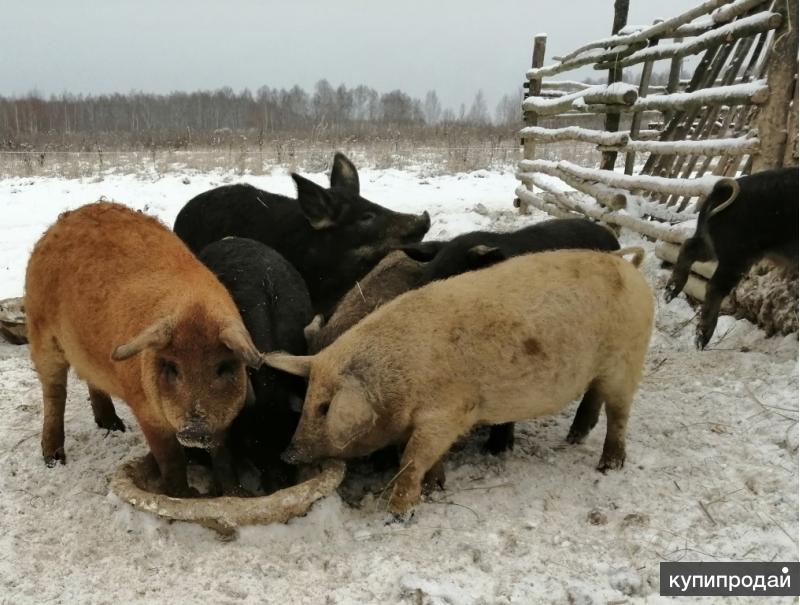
[
  {"left": 664, "top": 237, "right": 712, "bottom": 303},
  {"left": 566, "top": 387, "right": 604, "bottom": 444},
  {"left": 30, "top": 334, "right": 70, "bottom": 467},
  {"left": 422, "top": 459, "right": 446, "bottom": 493},
  {"left": 137, "top": 419, "right": 195, "bottom": 497},
  {"left": 210, "top": 441, "right": 249, "bottom": 496},
  {"left": 88, "top": 386, "right": 125, "bottom": 432},
  {"left": 389, "top": 420, "right": 466, "bottom": 516},
  {"left": 483, "top": 423, "right": 515, "bottom": 455},
  {"left": 38, "top": 361, "right": 69, "bottom": 467},
  {"left": 695, "top": 263, "right": 747, "bottom": 350},
  {"left": 597, "top": 386, "right": 632, "bottom": 472}
]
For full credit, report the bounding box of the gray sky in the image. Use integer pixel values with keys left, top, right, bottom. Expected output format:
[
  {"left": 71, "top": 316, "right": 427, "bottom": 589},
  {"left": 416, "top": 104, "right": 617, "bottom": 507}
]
[{"left": 3, "top": 0, "right": 701, "bottom": 111}]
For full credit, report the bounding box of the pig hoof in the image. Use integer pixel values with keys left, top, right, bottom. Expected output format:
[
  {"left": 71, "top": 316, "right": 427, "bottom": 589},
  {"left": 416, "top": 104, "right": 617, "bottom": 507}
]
[
  {"left": 95, "top": 415, "right": 126, "bottom": 433},
  {"left": 663, "top": 283, "right": 678, "bottom": 303},
  {"left": 596, "top": 456, "right": 625, "bottom": 473},
  {"left": 385, "top": 510, "right": 415, "bottom": 525},
  {"left": 565, "top": 429, "right": 586, "bottom": 445},
  {"left": 422, "top": 470, "right": 446, "bottom": 494},
  {"left": 223, "top": 485, "right": 252, "bottom": 498},
  {"left": 43, "top": 447, "right": 67, "bottom": 467},
  {"left": 484, "top": 423, "right": 515, "bottom": 455},
  {"left": 695, "top": 327, "right": 711, "bottom": 350},
  {"left": 483, "top": 435, "right": 514, "bottom": 455}
]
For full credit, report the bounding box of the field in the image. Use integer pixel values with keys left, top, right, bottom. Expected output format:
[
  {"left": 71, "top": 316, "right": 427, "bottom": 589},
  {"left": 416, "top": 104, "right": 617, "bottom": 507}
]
[{"left": 0, "top": 164, "right": 797, "bottom": 604}]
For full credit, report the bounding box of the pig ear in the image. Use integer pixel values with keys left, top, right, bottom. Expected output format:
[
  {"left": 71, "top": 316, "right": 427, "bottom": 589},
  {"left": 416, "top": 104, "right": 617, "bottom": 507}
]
[
  {"left": 329, "top": 152, "right": 360, "bottom": 195},
  {"left": 292, "top": 173, "right": 339, "bottom": 230},
  {"left": 398, "top": 241, "right": 444, "bottom": 262},
  {"left": 328, "top": 387, "right": 376, "bottom": 451},
  {"left": 219, "top": 322, "right": 262, "bottom": 369},
  {"left": 111, "top": 318, "right": 173, "bottom": 361},
  {"left": 303, "top": 314, "right": 325, "bottom": 342},
  {"left": 466, "top": 245, "right": 506, "bottom": 269},
  {"left": 262, "top": 352, "right": 313, "bottom": 377}
]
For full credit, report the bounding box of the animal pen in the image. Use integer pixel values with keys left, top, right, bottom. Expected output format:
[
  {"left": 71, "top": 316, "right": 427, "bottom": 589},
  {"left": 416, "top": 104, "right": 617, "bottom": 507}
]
[{"left": 514, "top": 0, "right": 798, "bottom": 336}]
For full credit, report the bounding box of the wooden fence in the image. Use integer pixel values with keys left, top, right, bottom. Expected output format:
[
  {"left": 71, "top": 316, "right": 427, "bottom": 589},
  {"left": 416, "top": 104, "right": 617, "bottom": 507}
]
[{"left": 515, "top": 0, "right": 798, "bottom": 305}]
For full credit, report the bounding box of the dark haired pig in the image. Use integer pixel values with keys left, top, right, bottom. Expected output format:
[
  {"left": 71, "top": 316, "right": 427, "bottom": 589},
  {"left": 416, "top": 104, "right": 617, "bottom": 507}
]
[
  {"left": 265, "top": 248, "right": 654, "bottom": 517},
  {"left": 308, "top": 219, "right": 620, "bottom": 352},
  {"left": 198, "top": 237, "right": 313, "bottom": 491},
  {"left": 664, "top": 167, "right": 798, "bottom": 349},
  {"left": 25, "top": 202, "right": 261, "bottom": 497},
  {"left": 307, "top": 218, "right": 620, "bottom": 454},
  {"left": 399, "top": 218, "right": 620, "bottom": 282},
  {"left": 305, "top": 251, "right": 425, "bottom": 354},
  {"left": 174, "top": 152, "right": 430, "bottom": 316}
]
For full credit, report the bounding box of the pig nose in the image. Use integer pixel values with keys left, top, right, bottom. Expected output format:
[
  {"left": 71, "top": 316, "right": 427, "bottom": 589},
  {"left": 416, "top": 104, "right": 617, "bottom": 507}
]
[
  {"left": 281, "top": 446, "right": 301, "bottom": 465},
  {"left": 406, "top": 211, "right": 430, "bottom": 239},
  {"left": 176, "top": 421, "right": 218, "bottom": 450},
  {"left": 419, "top": 211, "right": 431, "bottom": 230}
]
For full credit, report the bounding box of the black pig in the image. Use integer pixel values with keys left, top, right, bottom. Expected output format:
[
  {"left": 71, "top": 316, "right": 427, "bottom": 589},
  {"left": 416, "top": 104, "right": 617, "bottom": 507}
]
[
  {"left": 400, "top": 218, "right": 620, "bottom": 283},
  {"left": 198, "top": 237, "right": 313, "bottom": 491},
  {"left": 174, "top": 153, "right": 430, "bottom": 316},
  {"left": 664, "top": 167, "right": 798, "bottom": 349}
]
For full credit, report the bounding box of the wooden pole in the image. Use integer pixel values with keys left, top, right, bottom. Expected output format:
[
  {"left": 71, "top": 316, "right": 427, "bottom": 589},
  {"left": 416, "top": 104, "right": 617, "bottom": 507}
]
[
  {"left": 625, "top": 25, "right": 659, "bottom": 175},
  {"left": 663, "top": 38, "right": 684, "bottom": 124},
  {"left": 753, "top": 0, "right": 798, "bottom": 171},
  {"left": 523, "top": 35, "right": 548, "bottom": 162},
  {"left": 600, "top": 0, "right": 630, "bottom": 171},
  {"left": 783, "top": 76, "right": 799, "bottom": 167}
]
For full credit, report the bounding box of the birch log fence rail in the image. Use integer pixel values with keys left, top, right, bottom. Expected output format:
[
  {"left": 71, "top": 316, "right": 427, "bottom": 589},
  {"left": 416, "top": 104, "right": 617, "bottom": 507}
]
[{"left": 515, "top": 0, "right": 798, "bottom": 335}]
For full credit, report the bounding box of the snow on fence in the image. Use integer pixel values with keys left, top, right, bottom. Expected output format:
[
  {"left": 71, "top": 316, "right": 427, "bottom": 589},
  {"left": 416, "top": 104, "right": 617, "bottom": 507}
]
[{"left": 515, "top": 0, "right": 798, "bottom": 334}]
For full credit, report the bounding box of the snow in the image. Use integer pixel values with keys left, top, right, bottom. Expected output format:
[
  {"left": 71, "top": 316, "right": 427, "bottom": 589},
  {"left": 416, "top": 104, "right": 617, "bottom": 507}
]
[
  {"left": 1, "top": 168, "right": 797, "bottom": 604},
  {"left": 522, "top": 83, "right": 638, "bottom": 113},
  {"left": 624, "top": 136, "right": 761, "bottom": 155},
  {"left": 635, "top": 80, "right": 769, "bottom": 111},
  {"left": 519, "top": 158, "right": 721, "bottom": 197},
  {"left": 611, "top": 12, "right": 782, "bottom": 69},
  {"left": 519, "top": 125, "right": 629, "bottom": 146}
]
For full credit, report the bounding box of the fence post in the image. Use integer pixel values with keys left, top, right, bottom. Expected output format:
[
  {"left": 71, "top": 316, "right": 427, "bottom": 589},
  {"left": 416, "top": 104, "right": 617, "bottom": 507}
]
[
  {"left": 753, "top": 0, "right": 798, "bottom": 171},
  {"left": 600, "top": 0, "right": 630, "bottom": 171},
  {"left": 523, "top": 35, "right": 548, "bottom": 162},
  {"left": 625, "top": 23, "right": 659, "bottom": 175},
  {"left": 663, "top": 37, "right": 684, "bottom": 125}
]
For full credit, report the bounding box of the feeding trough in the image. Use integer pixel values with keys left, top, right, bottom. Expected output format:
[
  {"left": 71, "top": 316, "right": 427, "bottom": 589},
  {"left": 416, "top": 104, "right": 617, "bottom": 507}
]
[
  {"left": 110, "top": 455, "right": 346, "bottom": 536},
  {"left": 0, "top": 297, "right": 27, "bottom": 345}
]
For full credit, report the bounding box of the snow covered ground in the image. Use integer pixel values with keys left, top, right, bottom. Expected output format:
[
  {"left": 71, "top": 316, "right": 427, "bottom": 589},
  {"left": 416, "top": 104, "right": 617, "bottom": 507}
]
[{"left": 0, "top": 167, "right": 797, "bottom": 604}]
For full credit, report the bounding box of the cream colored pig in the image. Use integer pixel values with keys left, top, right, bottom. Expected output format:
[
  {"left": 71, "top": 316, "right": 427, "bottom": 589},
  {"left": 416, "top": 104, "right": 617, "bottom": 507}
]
[{"left": 266, "top": 248, "right": 653, "bottom": 516}]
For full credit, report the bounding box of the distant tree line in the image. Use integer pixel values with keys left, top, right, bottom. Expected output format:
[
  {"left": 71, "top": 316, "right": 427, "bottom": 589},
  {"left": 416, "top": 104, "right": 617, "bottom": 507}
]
[{"left": 0, "top": 80, "right": 524, "bottom": 148}]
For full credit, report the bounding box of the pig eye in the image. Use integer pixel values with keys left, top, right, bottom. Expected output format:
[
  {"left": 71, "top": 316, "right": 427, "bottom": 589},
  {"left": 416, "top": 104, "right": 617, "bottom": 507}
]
[
  {"left": 358, "top": 212, "right": 376, "bottom": 224},
  {"left": 317, "top": 402, "right": 331, "bottom": 417},
  {"left": 159, "top": 359, "right": 179, "bottom": 380},
  {"left": 216, "top": 360, "right": 237, "bottom": 377}
]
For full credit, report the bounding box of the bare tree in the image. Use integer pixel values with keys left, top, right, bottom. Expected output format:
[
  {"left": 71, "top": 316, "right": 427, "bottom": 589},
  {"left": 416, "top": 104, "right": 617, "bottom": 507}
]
[
  {"left": 494, "top": 89, "right": 523, "bottom": 126},
  {"left": 423, "top": 90, "right": 442, "bottom": 124},
  {"left": 467, "top": 90, "right": 490, "bottom": 124}
]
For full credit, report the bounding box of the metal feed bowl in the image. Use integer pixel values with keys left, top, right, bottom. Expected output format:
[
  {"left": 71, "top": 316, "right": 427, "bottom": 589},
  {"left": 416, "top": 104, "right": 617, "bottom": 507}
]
[{"left": 110, "top": 456, "right": 345, "bottom": 536}]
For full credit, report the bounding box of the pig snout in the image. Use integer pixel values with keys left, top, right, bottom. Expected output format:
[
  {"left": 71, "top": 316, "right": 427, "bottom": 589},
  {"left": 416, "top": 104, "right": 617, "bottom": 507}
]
[
  {"left": 280, "top": 443, "right": 313, "bottom": 465},
  {"left": 393, "top": 210, "right": 430, "bottom": 243},
  {"left": 175, "top": 419, "right": 220, "bottom": 450},
  {"left": 412, "top": 211, "right": 431, "bottom": 239}
]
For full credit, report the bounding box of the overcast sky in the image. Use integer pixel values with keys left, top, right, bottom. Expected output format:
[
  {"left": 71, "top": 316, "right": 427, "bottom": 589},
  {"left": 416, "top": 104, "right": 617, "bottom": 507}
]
[{"left": 3, "top": 0, "right": 701, "bottom": 111}]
